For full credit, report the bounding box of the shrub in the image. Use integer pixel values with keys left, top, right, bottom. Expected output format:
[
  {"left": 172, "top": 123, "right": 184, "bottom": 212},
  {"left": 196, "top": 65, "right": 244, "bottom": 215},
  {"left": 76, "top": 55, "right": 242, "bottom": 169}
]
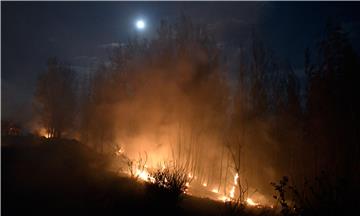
[
  {"left": 271, "top": 176, "right": 298, "bottom": 216},
  {"left": 271, "top": 172, "right": 357, "bottom": 216},
  {"left": 145, "top": 164, "right": 190, "bottom": 207},
  {"left": 124, "top": 152, "right": 148, "bottom": 180}
]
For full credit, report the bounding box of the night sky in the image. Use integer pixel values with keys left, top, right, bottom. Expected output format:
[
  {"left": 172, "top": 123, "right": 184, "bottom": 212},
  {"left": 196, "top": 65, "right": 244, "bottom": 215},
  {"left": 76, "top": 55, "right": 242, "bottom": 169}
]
[{"left": 2, "top": 2, "right": 360, "bottom": 124}]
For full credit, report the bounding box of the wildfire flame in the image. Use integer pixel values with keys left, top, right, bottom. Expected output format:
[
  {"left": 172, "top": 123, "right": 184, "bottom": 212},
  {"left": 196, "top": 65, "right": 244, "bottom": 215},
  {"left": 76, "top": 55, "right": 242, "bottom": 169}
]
[
  {"left": 219, "top": 196, "right": 231, "bottom": 202},
  {"left": 114, "top": 149, "right": 265, "bottom": 207},
  {"left": 234, "top": 173, "right": 239, "bottom": 185},
  {"left": 135, "top": 169, "right": 155, "bottom": 183},
  {"left": 229, "top": 186, "right": 235, "bottom": 198},
  {"left": 115, "top": 147, "right": 125, "bottom": 156},
  {"left": 38, "top": 128, "right": 50, "bottom": 138},
  {"left": 246, "top": 198, "right": 259, "bottom": 206},
  {"left": 212, "top": 188, "right": 219, "bottom": 193}
]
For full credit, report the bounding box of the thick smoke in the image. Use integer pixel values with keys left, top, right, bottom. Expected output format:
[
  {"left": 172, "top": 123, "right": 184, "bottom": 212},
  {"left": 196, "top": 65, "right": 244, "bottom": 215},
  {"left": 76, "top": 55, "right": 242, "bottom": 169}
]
[
  {"left": 27, "top": 13, "right": 360, "bottom": 208},
  {"left": 72, "top": 16, "right": 305, "bottom": 203}
]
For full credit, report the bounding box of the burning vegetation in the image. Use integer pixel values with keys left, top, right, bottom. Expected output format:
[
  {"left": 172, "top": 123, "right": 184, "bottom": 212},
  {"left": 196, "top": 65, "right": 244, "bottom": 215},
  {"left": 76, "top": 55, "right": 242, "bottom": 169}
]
[{"left": 26, "top": 15, "right": 360, "bottom": 215}]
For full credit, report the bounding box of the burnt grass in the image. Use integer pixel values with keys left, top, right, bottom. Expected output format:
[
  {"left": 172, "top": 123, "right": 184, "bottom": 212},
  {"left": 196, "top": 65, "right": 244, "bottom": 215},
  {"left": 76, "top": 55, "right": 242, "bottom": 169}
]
[{"left": 1, "top": 136, "right": 276, "bottom": 216}]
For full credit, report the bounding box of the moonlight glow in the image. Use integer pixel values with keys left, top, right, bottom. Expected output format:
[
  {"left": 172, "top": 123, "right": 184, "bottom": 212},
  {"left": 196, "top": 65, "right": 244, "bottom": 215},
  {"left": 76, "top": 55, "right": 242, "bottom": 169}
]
[{"left": 136, "top": 20, "right": 145, "bottom": 30}]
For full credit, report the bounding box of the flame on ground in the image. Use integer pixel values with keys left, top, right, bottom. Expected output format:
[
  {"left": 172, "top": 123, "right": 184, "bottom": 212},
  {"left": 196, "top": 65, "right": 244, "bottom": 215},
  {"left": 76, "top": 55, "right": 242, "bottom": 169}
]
[
  {"left": 115, "top": 147, "right": 125, "bottom": 156},
  {"left": 218, "top": 195, "right": 231, "bottom": 202},
  {"left": 38, "top": 128, "right": 50, "bottom": 138},
  {"left": 234, "top": 173, "right": 239, "bottom": 185},
  {"left": 229, "top": 186, "right": 235, "bottom": 198},
  {"left": 246, "top": 198, "right": 259, "bottom": 206},
  {"left": 212, "top": 188, "right": 219, "bottom": 193},
  {"left": 114, "top": 149, "right": 265, "bottom": 207},
  {"left": 135, "top": 169, "right": 155, "bottom": 183}
]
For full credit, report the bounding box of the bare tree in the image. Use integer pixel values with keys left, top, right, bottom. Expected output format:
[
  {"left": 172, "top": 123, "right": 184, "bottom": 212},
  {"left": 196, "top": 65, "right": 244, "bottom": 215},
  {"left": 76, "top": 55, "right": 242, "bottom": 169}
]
[
  {"left": 34, "top": 57, "right": 77, "bottom": 138},
  {"left": 225, "top": 134, "right": 248, "bottom": 204}
]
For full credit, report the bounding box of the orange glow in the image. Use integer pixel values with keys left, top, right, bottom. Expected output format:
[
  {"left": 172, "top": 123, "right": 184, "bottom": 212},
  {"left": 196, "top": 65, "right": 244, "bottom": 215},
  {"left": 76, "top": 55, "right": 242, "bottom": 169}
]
[
  {"left": 115, "top": 147, "right": 125, "bottom": 156},
  {"left": 246, "top": 198, "right": 259, "bottom": 206},
  {"left": 219, "top": 195, "right": 231, "bottom": 202},
  {"left": 229, "top": 186, "right": 235, "bottom": 198},
  {"left": 212, "top": 188, "right": 219, "bottom": 193},
  {"left": 38, "top": 128, "right": 50, "bottom": 138},
  {"left": 113, "top": 148, "right": 267, "bottom": 207},
  {"left": 234, "top": 173, "right": 239, "bottom": 185},
  {"left": 135, "top": 169, "right": 155, "bottom": 183}
]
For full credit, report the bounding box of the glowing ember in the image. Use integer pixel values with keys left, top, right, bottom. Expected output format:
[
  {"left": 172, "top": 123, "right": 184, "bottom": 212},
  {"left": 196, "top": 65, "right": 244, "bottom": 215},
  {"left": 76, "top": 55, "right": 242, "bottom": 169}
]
[
  {"left": 115, "top": 147, "right": 125, "bottom": 156},
  {"left": 38, "top": 128, "right": 50, "bottom": 138},
  {"left": 136, "top": 169, "right": 149, "bottom": 181},
  {"left": 234, "top": 173, "right": 239, "bottom": 185},
  {"left": 114, "top": 151, "right": 266, "bottom": 207},
  {"left": 246, "top": 198, "right": 259, "bottom": 206},
  {"left": 135, "top": 169, "right": 155, "bottom": 183},
  {"left": 212, "top": 188, "right": 219, "bottom": 193},
  {"left": 219, "top": 195, "right": 231, "bottom": 202},
  {"left": 229, "top": 186, "right": 235, "bottom": 198}
]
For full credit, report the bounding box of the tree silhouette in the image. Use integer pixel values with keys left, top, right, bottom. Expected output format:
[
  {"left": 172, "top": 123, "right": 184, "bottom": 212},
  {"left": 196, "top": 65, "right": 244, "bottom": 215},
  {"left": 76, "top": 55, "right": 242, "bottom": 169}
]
[
  {"left": 306, "top": 21, "right": 360, "bottom": 178},
  {"left": 34, "top": 57, "right": 77, "bottom": 138}
]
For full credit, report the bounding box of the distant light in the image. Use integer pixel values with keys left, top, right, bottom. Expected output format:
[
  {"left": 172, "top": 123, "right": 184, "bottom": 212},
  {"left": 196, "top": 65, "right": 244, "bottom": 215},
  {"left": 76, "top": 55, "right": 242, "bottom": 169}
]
[{"left": 136, "top": 20, "right": 145, "bottom": 30}]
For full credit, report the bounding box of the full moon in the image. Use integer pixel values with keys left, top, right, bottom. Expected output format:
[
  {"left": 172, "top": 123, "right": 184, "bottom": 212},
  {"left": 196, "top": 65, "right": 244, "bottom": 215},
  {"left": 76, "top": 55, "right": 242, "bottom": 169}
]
[{"left": 136, "top": 20, "right": 145, "bottom": 30}]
